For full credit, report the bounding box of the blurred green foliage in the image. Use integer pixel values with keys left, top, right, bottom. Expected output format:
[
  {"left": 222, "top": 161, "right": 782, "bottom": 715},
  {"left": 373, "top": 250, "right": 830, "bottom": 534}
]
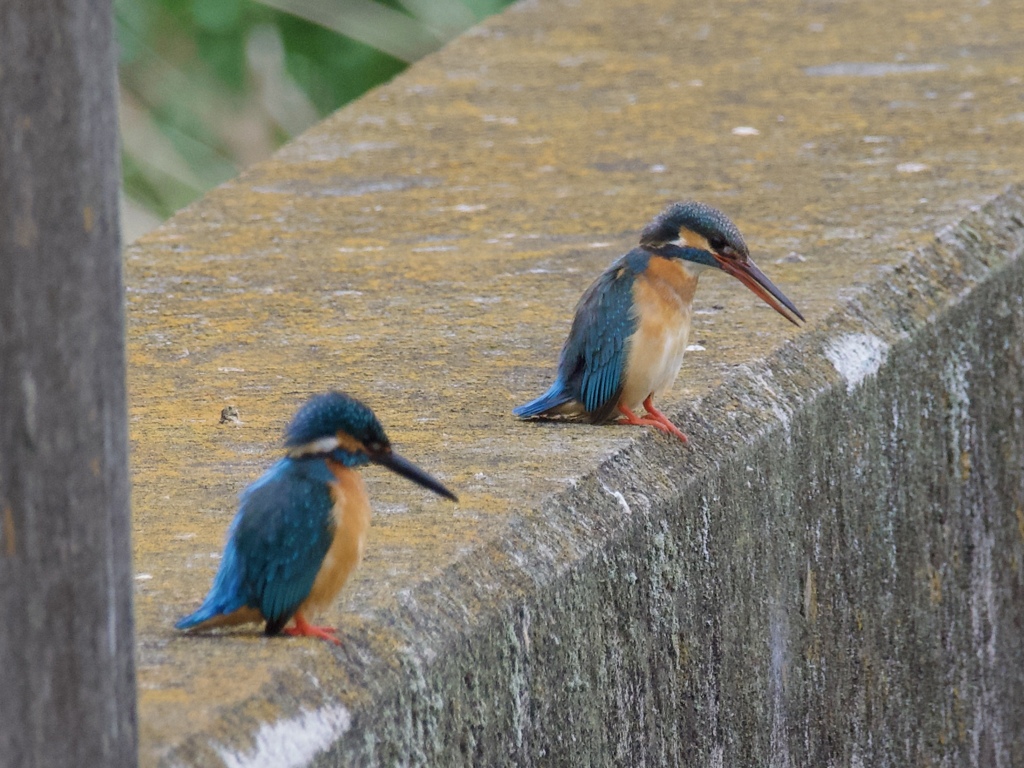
[{"left": 115, "top": 0, "right": 510, "bottom": 233}]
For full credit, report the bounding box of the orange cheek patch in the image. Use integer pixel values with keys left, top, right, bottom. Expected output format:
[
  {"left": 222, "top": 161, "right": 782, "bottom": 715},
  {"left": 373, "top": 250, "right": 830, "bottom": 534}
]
[
  {"left": 678, "top": 229, "right": 712, "bottom": 251},
  {"left": 334, "top": 432, "right": 366, "bottom": 454}
]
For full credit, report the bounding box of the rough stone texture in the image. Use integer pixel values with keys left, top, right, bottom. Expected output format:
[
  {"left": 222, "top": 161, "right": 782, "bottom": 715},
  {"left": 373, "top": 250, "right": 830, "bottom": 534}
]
[
  {"left": 127, "top": 0, "right": 1024, "bottom": 765},
  {"left": 1, "top": 2, "right": 136, "bottom": 766}
]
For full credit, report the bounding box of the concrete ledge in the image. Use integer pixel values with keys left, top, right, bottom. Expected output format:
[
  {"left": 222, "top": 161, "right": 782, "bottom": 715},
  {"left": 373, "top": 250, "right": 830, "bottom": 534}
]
[{"left": 129, "top": 0, "right": 1024, "bottom": 764}]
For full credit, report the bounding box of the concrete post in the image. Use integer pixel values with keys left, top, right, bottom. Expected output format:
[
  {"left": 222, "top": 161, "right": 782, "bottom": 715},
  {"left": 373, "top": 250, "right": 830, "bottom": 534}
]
[{"left": 0, "top": 1, "right": 137, "bottom": 766}]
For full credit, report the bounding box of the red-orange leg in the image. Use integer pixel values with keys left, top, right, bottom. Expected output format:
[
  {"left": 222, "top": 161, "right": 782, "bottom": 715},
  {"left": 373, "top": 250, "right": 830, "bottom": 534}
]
[
  {"left": 614, "top": 401, "right": 689, "bottom": 443},
  {"left": 641, "top": 396, "right": 689, "bottom": 443},
  {"left": 283, "top": 612, "right": 341, "bottom": 645}
]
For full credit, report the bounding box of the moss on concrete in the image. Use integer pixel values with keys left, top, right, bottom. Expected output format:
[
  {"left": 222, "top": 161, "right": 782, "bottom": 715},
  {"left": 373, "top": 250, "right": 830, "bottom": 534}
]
[{"left": 127, "top": 0, "right": 1024, "bottom": 763}]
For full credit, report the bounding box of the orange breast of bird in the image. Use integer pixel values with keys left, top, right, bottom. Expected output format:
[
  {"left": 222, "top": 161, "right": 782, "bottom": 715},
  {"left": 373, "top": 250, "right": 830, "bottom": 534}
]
[
  {"left": 621, "top": 256, "right": 700, "bottom": 410},
  {"left": 300, "top": 462, "right": 371, "bottom": 617}
]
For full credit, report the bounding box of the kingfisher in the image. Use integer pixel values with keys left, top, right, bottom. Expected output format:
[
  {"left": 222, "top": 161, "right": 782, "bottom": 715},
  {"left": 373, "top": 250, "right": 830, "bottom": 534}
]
[
  {"left": 176, "top": 391, "right": 457, "bottom": 644},
  {"left": 513, "top": 201, "right": 804, "bottom": 442}
]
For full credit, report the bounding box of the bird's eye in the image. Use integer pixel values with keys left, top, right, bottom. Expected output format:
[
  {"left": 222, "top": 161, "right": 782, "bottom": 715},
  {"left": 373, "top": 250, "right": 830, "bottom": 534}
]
[{"left": 709, "top": 236, "right": 727, "bottom": 252}]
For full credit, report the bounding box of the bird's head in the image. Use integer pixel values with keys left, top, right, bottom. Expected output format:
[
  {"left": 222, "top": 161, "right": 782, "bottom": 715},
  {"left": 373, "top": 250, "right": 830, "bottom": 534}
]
[
  {"left": 639, "top": 201, "right": 804, "bottom": 326},
  {"left": 284, "top": 391, "right": 457, "bottom": 501}
]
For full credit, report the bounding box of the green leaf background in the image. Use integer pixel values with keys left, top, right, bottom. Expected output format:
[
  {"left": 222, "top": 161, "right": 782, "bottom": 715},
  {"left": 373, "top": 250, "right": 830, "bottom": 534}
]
[{"left": 117, "top": 0, "right": 511, "bottom": 239}]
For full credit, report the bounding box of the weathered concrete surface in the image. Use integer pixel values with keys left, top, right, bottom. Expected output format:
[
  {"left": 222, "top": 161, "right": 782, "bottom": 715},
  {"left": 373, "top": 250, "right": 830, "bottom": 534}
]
[{"left": 127, "top": 0, "right": 1024, "bottom": 764}]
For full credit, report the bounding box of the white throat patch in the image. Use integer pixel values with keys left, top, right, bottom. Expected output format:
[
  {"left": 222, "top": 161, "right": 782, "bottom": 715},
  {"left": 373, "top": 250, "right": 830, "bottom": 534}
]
[{"left": 287, "top": 435, "right": 341, "bottom": 458}]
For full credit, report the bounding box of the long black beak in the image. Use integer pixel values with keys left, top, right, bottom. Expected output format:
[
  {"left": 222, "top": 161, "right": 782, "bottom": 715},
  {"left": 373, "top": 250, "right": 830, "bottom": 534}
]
[
  {"left": 370, "top": 450, "right": 458, "bottom": 502},
  {"left": 715, "top": 255, "right": 805, "bottom": 326}
]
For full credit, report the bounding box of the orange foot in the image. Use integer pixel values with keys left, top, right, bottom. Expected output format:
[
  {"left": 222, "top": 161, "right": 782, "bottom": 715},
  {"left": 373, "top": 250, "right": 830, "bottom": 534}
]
[
  {"left": 640, "top": 396, "right": 689, "bottom": 443},
  {"left": 283, "top": 612, "right": 341, "bottom": 645},
  {"left": 616, "top": 399, "right": 689, "bottom": 444}
]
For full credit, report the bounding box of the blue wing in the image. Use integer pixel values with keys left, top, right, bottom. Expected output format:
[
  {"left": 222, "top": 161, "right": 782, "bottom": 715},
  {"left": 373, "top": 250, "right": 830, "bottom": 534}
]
[
  {"left": 514, "top": 250, "right": 644, "bottom": 423},
  {"left": 176, "top": 457, "right": 337, "bottom": 634},
  {"left": 559, "top": 249, "right": 645, "bottom": 422}
]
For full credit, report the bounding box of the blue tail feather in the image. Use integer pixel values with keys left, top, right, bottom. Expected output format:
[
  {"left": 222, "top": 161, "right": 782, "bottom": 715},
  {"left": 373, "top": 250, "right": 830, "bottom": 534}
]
[
  {"left": 513, "top": 380, "right": 573, "bottom": 418},
  {"left": 175, "top": 602, "right": 223, "bottom": 630},
  {"left": 175, "top": 584, "right": 247, "bottom": 629},
  {"left": 175, "top": 540, "right": 248, "bottom": 629}
]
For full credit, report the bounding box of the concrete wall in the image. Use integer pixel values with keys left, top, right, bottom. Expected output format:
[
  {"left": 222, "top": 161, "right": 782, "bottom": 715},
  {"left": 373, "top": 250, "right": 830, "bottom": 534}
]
[
  {"left": 129, "top": 0, "right": 1024, "bottom": 765},
  {"left": 327, "top": 195, "right": 1024, "bottom": 767}
]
